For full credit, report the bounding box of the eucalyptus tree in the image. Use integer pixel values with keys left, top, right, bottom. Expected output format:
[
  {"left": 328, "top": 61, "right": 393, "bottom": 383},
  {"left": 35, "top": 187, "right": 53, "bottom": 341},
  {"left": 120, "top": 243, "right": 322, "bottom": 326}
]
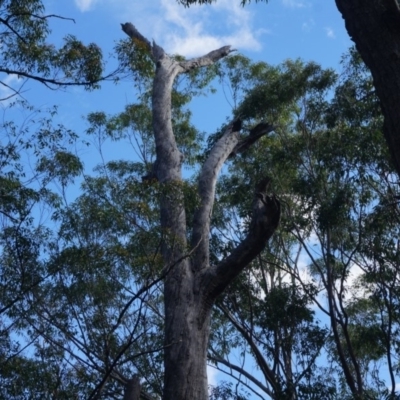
[
  {"left": 177, "top": 0, "right": 400, "bottom": 178},
  {"left": 0, "top": 101, "right": 88, "bottom": 399},
  {"left": 204, "top": 0, "right": 400, "bottom": 395},
  {"left": 0, "top": 1, "right": 119, "bottom": 396},
  {"left": 0, "top": 18, "right": 280, "bottom": 398},
  {"left": 4, "top": 4, "right": 400, "bottom": 398},
  {"left": 0, "top": 0, "right": 115, "bottom": 100},
  {"left": 119, "top": 22, "right": 281, "bottom": 400},
  {"left": 209, "top": 48, "right": 400, "bottom": 400},
  {"left": 206, "top": 55, "right": 338, "bottom": 400}
]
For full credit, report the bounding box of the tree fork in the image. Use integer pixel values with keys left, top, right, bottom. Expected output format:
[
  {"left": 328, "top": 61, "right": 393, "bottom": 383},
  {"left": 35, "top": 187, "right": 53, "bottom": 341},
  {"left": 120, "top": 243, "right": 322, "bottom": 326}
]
[{"left": 122, "top": 23, "right": 280, "bottom": 400}]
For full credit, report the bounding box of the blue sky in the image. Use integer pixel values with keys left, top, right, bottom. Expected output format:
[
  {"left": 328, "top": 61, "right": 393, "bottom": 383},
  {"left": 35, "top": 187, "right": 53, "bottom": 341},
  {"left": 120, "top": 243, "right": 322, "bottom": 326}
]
[
  {"left": 2, "top": 0, "right": 353, "bottom": 145},
  {"left": 1, "top": 0, "right": 382, "bottom": 394},
  {"left": 63, "top": 0, "right": 350, "bottom": 64},
  {"left": 11, "top": 0, "right": 351, "bottom": 172},
  {"left": 49, "top": 0, "right": 353, "bottom": 390}
]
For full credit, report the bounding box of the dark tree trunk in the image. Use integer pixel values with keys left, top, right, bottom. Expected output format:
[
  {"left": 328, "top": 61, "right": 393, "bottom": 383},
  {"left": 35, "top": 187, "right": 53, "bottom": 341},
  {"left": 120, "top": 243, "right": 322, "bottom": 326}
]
[
  {"left": 123, "top": 375, "right": 141, "bottom": 400},
  {"left": 335, "top": 0, "right": 400, "bottom": 176},
  {"left": 122, "top": 23, "right": 281, "bottom": 400}
]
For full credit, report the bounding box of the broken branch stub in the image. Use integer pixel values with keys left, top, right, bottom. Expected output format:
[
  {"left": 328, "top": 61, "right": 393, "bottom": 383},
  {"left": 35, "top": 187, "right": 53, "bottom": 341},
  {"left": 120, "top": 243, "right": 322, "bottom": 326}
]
[{"left": 121, "top": 22, "right": 165, "bottom": 61}]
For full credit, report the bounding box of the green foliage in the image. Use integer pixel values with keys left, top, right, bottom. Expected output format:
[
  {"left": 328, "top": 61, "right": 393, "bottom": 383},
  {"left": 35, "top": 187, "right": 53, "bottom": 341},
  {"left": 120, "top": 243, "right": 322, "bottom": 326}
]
[
  {"left": 0, "top": 101, "right": 97, "bottom": 398},
  {"left": 207, "top": 49, "right": 400, "bottom": 399},
  {"left": 115, "top": 37, "right": 155, "bottom": 84},
  {"left": 85, "top": 61, "right": 214, "bottom": 168},
  {"left": 37, "top": 151, "right": 83, "bottom": 187},
  {"left": 209, "top": 381, "right": 250, "bottom": 400},
  {"left": 0, "top": 0, "right": 106, "bottom": 94},
  {"left": 2, "top": 7, "right": 400, "bottom": 397},
  {"left": 55, "top": 35, "right": 103, "bottom": 84},
  {"left": 237, "top": 59, "right": 336, "bottom": 124}
]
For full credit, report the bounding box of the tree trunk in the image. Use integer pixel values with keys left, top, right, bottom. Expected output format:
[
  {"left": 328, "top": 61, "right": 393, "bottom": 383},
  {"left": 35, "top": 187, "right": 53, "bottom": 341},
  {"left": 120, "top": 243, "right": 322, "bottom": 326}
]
[
  {"left": 335, "top": 0, "right": 400, "bottom": 176},
  {"left": 122, "top": 23, "right": 281, "bottom": 400},
  {"left": 163, "top": 290, "right": 211, "bottom": 399},
  {"left": 123, "top": 375, "right": 141, "bottom": 400}
]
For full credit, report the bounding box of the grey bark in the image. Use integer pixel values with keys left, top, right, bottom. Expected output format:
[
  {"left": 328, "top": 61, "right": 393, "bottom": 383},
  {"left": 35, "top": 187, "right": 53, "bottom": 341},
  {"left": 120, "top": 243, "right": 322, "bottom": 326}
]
[{"left": 122, "top": 23, "right": 280, "bottom": 400}]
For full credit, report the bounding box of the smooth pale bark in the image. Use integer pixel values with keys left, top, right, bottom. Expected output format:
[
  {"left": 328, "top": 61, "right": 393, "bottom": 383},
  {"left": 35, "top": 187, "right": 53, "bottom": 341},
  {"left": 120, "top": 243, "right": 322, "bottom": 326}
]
[
  {"left": 335, "top": 0, "right": 400, "bottom": 177},
  {"left": 122, "top": 23, "right": 280, "bottom": 400}
]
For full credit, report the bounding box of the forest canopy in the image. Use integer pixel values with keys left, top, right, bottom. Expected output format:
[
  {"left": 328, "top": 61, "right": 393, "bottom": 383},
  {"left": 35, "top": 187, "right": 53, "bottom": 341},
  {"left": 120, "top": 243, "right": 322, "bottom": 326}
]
[{"left": 1, "top": 1, "right": 400, "bottom": 400}]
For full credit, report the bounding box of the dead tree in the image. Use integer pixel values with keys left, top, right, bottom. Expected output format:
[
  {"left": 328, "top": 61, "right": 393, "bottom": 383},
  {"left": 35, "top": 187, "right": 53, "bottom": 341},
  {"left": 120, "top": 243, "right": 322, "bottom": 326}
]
[{"left": 122, "top": 23, "right": 281, "bottom": 400}]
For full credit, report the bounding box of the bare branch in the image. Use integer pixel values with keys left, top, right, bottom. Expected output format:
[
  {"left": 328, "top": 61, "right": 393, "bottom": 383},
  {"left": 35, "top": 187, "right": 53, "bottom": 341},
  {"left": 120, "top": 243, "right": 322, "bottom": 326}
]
[
  {"left": 209, "top": 351, "right": 273, "bottom": 397},
  {"left": 209, "top": 363, "right": 267, "bottom": 400},
  {"left": 191, "top": 119, "right": 242, "bottom": 269},
  {"left": 0, "top": 77, "right": 28, "bottom": 102},
  {"left": 191, "top": 121, "right": 275, "bottom": 270},
  {"left": 0, "top": 67, "right": 118, "bottom": 89},
  {"left": 230, "top": 122, "right": 275, "bottom": 157},
  {"left": 197, "top": 178, "right": 280, "bottom": 323},
  {"left": 120, "top": 22, "right": 233, "bottom": 67},
  {"left": 0, "top": 17, "right": 28, "bottom": 43},
  {"left": 217, "top": 304, "right": 279, "bottom": 393},
  {"left": 180, "top": 46, "right": 235, "bottom": 71},
  {"left": 6, "top": 12, "right": 75, "bottom": 23}
]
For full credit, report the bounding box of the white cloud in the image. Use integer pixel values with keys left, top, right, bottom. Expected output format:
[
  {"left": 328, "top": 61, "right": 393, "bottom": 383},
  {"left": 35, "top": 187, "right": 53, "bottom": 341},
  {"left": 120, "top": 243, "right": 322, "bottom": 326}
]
[
  {"left": 156, "top": 0, "right": 265, "bottom": 56},
  {"left": 282, "top": 0, "right": 306, "bottom": 8},
  {"left": 74, "top": 0, "right": 98, "bottom": 12},
  {"left": 104, "top": 0, "right": 266, "bottom": 57},
  {"left": 73, "top": 0, "right": 267, "bottom": 56},
  {"left": 166, "top": 29, "right": 263, "bottom": 58},
  {"left": 325, "top": 27, "right": 335, "bottom": 39},
  {"left": 339, "top": 264, "right": 368, "bottom": 303}
]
